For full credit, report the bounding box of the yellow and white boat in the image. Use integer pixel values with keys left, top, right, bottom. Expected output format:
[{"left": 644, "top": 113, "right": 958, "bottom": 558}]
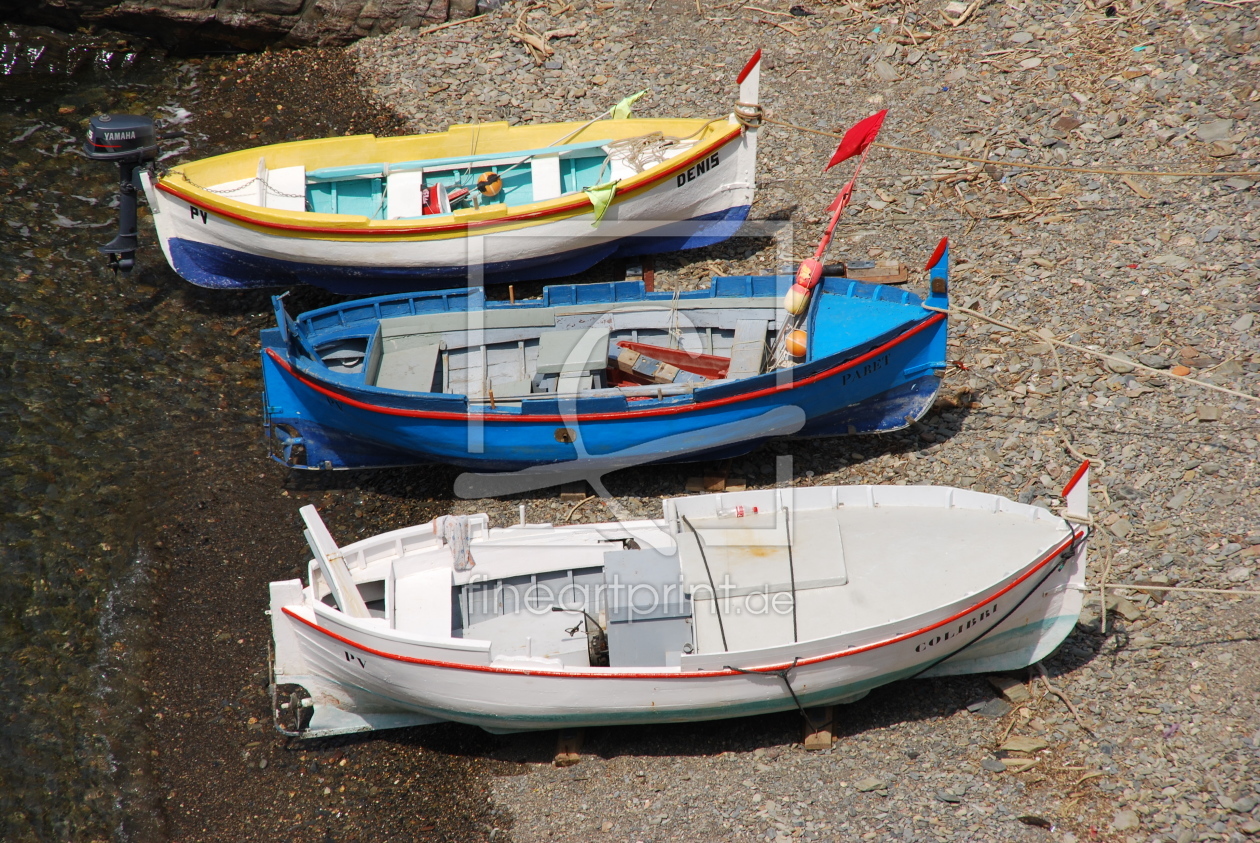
[{"left": 139, "top": 53, "right": 762, "bottom": 294}]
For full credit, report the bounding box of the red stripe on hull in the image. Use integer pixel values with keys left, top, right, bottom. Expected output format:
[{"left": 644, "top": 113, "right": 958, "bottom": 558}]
[
  {"left": 267, "top": 311, "right": 945, "bottom": 423},
  {"left": 281, "top": 531, "right": 1081, "bottom": 680}
]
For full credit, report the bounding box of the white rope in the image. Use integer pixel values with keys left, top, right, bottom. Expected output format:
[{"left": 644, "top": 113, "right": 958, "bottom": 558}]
[{"left": 923, "top": 304, "right": 1260, "bottom": 405}]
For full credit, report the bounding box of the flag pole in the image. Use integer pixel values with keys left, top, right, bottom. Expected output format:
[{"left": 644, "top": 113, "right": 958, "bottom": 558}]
[{"left": 771, "top": 113, "right": 887, "bottom": 368}]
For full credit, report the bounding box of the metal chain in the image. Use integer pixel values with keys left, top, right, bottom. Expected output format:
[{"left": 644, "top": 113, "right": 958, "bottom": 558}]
[{"left": 165, "top": 169, "right": 307, "bottom": 199}]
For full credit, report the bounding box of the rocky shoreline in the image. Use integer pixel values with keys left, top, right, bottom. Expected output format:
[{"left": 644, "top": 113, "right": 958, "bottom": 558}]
[
  {"left": 2, "top": 0, "right": 483, "bottom": 52},
  {"left": 140, "top": 1, "right": 1257, "bottom": 841}
]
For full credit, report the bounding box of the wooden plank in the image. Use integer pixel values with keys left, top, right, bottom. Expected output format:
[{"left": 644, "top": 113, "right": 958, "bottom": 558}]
[
  {"left": 385, "top": 171, "right": 425, "bottom": 219},
  {"left": 558, "top": 308, "right": 783, "bottom": 333},
  {"left": 300, "top": 506, "right": 371, "bottom": 619},
  {"left": 802, "top": 706, "right": 835, "bottom": 751},
  {"left": 987, "top": 674, "right": 1031, "bottom": 704},
  {"left": 535, "top": 327, "right": 610, "bottom": 375},
  {"left": 552, "top": 297, "right": 778, "bottom": 317},
  {"left": 553, "top": 727, "right": 585, "bottom": 767},
  {"left": 726, "top": 319, "right": 767, "bottom": 379},
  {"left": 381, "top": 307, "right": 556, "bottom": 338},
  {"left": 393, "top": 567, "right": 454, "bottom": 638},
  {"left": 265, "top": 165, "right": 308, "bottom": 212},
  {"left": 375, "top": 342, "right": 441, "bottom": 391},
  {"left": 531, "top": 153, "right": 563, "bottom": 202},
  {"left": 687, "top": 471, "right": 729, "bottom": 492}
]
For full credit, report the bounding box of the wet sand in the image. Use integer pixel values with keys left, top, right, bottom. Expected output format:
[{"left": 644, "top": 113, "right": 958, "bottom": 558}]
[{"left": 140, "top": 50, "right": 517, "bottom": 843}]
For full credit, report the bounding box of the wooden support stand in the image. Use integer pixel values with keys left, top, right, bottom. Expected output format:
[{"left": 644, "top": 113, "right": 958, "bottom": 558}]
[
  {"left": 846, "top": 261, "right": 909, "bottom": 285},
  {"left": 626, "top": 257, "right": 655, "bottom": 292},
  {"left": 685, "top": 465, "right": 746, "bottom": 493},
  {"left": 553, "top": 727, "right": 585, "bottom": 767},
  {"left": 685, "top": 475, "right": 748, "bottom": 492},
  {"left": 559, "top": 481, "right": 589, "bottom": 502},
  {"left": 802, "top": 706, "right": 836, "bottom": 751},
  {"left": 987, "top": 674, "right": 1031, "bottom": 705}
]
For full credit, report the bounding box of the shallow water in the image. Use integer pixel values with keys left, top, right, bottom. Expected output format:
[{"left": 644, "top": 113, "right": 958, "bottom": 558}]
[{"left": 0, "top": 25, "right": 225, "bottom": 840}]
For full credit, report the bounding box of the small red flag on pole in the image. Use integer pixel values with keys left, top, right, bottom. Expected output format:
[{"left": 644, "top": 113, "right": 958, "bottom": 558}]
[
  {"left": 824, "top": 110, "right": 888, "bottom": 171},
  {"left": 826, "top": 176, "right": 855, "bottom": 215}
]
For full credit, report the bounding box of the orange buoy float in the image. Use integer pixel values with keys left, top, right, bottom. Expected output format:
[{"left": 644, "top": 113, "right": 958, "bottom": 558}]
[
  {"left": 783, "top": 283, "right": 812, "bottom": 315},
  {"left": 477, "top": 172, "right": 503, "bottom": 197},
  {"left": 785, "top": 329, "right": 808, "bottom": 358},
  {"left": 794, "top": 257, "right": 824, "bottom": 291}
]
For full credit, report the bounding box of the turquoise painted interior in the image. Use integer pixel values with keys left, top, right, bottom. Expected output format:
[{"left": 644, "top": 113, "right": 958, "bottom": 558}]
[
  {"left": 307, "top": 177, "right": 385, "bottom": 218},
  {"left": 560, "top": 155, "right": 608, "bottom": 194},
  {"left": 304, "top": 145, "right": 611, "bottom": 219},
  {"left": 422, "top": 163, "right": 533, "bottom": 206}
]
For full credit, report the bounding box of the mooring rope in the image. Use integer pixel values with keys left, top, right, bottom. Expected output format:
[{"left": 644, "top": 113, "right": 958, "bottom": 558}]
[
  {"left": 742, "top": 107, "right": 1259, "bottom": 179},
  {"left": 923, "top": 303, "right": 1260, "bottom": 405}
]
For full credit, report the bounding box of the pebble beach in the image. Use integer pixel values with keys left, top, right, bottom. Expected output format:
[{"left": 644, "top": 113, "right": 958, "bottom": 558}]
[
  {"left": 2, "top": 1, "right": 1257, "bottom": 841},
  {"left": 342, "top": 3, "right": 1260, "bottom": 838}
]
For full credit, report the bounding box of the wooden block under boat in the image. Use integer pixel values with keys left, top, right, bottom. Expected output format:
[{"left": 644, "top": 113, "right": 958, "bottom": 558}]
[
  {"left": 553, "top": 728, "right": 585, "bottom": 767},
  {"left": 802, "top": 706, "right": 836, "bottom": 751},
  {"left": 559, "top": 481, "right": 589, "bottom": 502},
  {"left": 846, "top": 261, "right": 909, "bottom": 285}
]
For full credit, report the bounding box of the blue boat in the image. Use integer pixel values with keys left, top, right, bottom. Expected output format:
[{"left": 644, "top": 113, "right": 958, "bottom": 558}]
[{"left": 260, "top": 249, "right": 950, "bottom": 479}]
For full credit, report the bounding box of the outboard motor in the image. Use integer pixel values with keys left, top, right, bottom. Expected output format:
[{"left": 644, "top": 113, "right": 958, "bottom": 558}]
[{"left": 84, "top": 114, "right": 157, "bottom": 273}]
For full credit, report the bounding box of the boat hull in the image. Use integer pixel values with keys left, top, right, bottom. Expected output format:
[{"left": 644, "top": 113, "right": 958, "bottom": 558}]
[
  {"left": 260, "top": 316, "right": 947, "bottom": 473},
  {"left": 162, "top": 205, "right": 751, "bottom": 294},
  {"left": 271, "top": 530, "right": 1086, "bottom": 735}
]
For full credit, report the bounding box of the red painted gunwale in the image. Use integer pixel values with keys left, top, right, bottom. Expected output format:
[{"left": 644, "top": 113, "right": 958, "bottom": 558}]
[
  {"left": 156, "top": 126, "right": 743, "bottom": 237},
  {"left": 265, "top": 311, "right": 946, "bottom": 424},
  {"left": 1060, "top": 460, "right": 1090, "bottom": 498},
  {"left": 281, "top": 531, "right": 1082, "bottom": 680}
]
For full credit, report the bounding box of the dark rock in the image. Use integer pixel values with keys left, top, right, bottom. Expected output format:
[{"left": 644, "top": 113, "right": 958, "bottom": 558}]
[
  {"left": 0, "top": 0, "right": 477, "bottom": 52},
  {"left": 967, "top": 698, "right": 1013, "bottom": 718}
]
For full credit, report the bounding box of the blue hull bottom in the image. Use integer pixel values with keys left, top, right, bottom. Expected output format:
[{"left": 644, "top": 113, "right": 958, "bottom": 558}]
[
  {"left": 167, "top": 206, "right": 751, "bottom": 294},
  {"left": 265, "top": 374, "right": 941, "bottom": 475}
]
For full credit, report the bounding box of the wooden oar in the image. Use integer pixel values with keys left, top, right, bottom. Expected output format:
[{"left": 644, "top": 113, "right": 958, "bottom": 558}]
[{"left": 616, "top": 340, "right": 731, "bottom": 379}]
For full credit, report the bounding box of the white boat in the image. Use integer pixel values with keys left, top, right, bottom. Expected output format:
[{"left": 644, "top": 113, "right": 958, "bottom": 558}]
[
  {"left": 134, "top": 54, "right": 764, "bottom": 295},
  {"left": 269, "top": 465, "right": 1092, "bottom": 737}
]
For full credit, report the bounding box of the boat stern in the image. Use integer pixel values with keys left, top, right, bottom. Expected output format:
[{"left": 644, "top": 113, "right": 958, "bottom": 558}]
[{"left": 268, "top": 578, "right": 446, "bottom": 738}]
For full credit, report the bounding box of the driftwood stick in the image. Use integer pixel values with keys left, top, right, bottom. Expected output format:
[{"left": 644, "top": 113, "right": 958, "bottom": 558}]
[
  {"left": 1035, "top": 663, "right": 1093, "bottom": 734},
  {"left": 413, "top": 13, "right": 487, "bottom": 38},
  {"left": 565, "top": 495, "right": 597, "bottom": 522},
  {"left": 999, "top": 715, "right": 1021, "bottom": 744}
]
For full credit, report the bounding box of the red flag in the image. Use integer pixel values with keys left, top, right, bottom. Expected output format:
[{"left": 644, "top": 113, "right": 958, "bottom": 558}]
[
  {"left": 826, "top": 176, "right": 856, "bottom": 214},
  {"left": 824, "top": 110, "right": 888, "bottom": 171}
]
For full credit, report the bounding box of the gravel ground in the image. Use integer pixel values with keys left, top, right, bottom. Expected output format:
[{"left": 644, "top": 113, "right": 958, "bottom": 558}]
[
  {"left": 147, "top": 2, "right": 1258, "bottom": 841},
  {"left": 347, "top": 2, "right": 1260, "bottom": 841}
]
